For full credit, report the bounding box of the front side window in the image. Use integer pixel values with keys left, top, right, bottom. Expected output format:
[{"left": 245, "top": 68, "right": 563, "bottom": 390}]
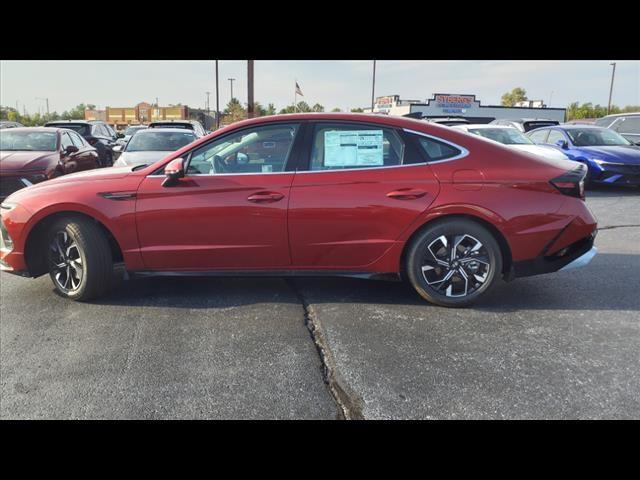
[
  {"left": 60, "top": 132, "right": 74, "bottom": 151},
  {"left": 187, "top": 123, "right": 299, "bottom": 175},
  {"left": 615, "top": 117, "right": 640, "bottom": 134},
  {"left": 309, "top": 124, "right": 404, "bottom": 171},
  {"left": 68, "top": 131, "right": 86, "bottom": 147},
  {"left": 528, "top": 129, "right": 549, "bottom": 144},
  {"left": 416, "top": 136, "right": 461, "bottom": 161},
  {"left": 546, "top": 130, "right": 567, "bottom": 145}
]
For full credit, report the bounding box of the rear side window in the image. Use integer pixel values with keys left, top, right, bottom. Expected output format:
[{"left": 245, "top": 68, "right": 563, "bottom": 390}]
[
  {"left": 309, "top": 124, "right": 404, "bottom": 171},
  {"left": 416, "top": 136, "right": 461, "bottom": 161}
]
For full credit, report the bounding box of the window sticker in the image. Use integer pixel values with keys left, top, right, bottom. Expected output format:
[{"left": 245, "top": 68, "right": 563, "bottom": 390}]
[{"left": 324, "top": 130, "right": 384, "bottom": 167}]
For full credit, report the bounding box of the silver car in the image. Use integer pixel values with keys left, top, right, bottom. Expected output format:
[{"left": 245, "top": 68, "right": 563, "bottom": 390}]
[{"left": 112, "top": 128, "right": 197, "bottom": 168}]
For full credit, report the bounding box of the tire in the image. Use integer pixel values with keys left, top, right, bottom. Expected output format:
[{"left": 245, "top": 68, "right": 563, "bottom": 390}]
[
  {"left": 46, "top": 217, "right": 114, "bottom": 301},
  {"left": 405, "top": 218, "right": 503, "bottom": 307}
]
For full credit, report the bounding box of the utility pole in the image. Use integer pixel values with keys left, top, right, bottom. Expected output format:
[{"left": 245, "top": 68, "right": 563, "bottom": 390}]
[
  {"left": 36, "top": 97, "right": 50, "bottom": 118},
  {"left": 607, "top": 62, "right": 616, "bottom": 115},
  {"left": 215, "top": 60, "right": 220, "bottom": 129},
  {"left": 228, "top": 77, "right": 236, "bottom": 102},
  {"left": 371, "top": 60, "right": 376, "bottom": 112},
  {"left": 247, "top": 60, "right": 254, "bottom": 119},
  {"left": 205, "top": 91, "right": 211, "bottom": 114}
]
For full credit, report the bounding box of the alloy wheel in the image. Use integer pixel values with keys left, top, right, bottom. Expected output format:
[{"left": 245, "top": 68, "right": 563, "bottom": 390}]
[
  {"left": 48, "top": 230, "right": 84, "bottom": 294},
  {"left": 420, "top": 234, "right": 491, "bottom": 298}
]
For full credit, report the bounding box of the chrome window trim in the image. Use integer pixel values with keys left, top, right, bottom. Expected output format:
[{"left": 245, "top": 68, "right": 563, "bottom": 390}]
[{"left": 403, "top": 128, "right": 470, "bottom": 164}]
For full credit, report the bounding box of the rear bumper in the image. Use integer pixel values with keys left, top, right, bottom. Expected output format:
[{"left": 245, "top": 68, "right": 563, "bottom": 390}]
[{"left": 512, "top": 232, "right": 596, "bottom": 278}]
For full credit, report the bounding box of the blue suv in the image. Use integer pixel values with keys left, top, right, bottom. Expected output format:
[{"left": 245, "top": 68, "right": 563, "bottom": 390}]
[{"left": 526, "top": 125, "right": 640, "bottom": 187}]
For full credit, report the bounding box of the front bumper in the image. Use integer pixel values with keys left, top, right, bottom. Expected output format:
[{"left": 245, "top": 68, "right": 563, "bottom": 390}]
[{"left": 592, "top": 163, "right": 640, "bottom": 186}]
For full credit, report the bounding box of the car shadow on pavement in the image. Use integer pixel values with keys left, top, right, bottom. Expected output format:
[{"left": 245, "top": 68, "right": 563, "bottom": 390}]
[{"left": 88, "top": 253, "right": 639, "bottom": 313}]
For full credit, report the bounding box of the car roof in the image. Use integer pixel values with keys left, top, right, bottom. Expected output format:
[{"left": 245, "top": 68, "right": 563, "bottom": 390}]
[
  {"left": 149, "top": 120, "right": 198, "bottom": 124},
  {"left": 3, "top": 127, "right": 62, "bottom": 133},
  {"left": 459, "top": 124, "right": 517, "bottom": 130},
  {"left": 134, "top": 127, "right": 197, "bottom": 134},
  {"left": 46, "top": 120, "right": 91, "bottom": 125},
  {"left": 599, "top": 112, "right": 640, "bottom": 118}
]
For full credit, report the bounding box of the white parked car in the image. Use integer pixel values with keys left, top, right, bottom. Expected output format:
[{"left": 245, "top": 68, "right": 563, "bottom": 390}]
[
  {"left": 112, "top": 128, "right": 198, "bottom": 168},
  {"left": 115, "top": 124, "right": 148, "bottom": 148},
  {"left": 453, "top": 124, "right": 569, "bottom": 161}
]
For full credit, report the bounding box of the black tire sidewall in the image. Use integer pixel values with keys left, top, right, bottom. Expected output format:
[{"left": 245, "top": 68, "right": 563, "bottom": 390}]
[
  {"left": 46, "top": 217, "right": 113, "bottom": 301},
  {"left": 47, "top": 221, "right": 89, "bottom": 300},
  {"left": 406, "top": 219, "right": 503, "bottom": 307}
]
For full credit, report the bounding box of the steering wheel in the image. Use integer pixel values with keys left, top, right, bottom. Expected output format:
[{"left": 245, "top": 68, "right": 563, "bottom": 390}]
[{"left": 213, "top": 154, "right": 229, "bottom": 174}]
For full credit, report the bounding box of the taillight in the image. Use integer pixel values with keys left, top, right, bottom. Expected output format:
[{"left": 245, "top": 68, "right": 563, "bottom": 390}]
[{"left": 549, "top": 164, "right": 587, "bottom": 200}]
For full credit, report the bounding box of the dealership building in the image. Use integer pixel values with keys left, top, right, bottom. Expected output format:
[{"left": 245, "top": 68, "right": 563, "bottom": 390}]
[
  {"left": 85, "top": 102, "right": 190, "bottom": 128},
  {"left": 364, "top": 94, "right": 566, "bottom": 123}
]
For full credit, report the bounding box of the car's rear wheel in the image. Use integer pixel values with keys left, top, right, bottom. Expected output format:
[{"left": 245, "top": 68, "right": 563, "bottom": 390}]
[
  {"left": 405, "top": 218, "right": 503, "bottom": 307},
  {"left": 47, "top": 217, "right": 114, "bottom": 301}
]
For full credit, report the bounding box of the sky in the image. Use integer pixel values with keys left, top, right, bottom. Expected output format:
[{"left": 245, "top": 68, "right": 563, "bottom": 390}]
[{"left": 1, "top": 60, "right": 638, "bottom": 115}]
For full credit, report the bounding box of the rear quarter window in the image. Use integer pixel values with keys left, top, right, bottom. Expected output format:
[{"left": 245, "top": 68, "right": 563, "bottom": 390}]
[{"left": 415, "top": 135, "right": 462, "bottom": 161}]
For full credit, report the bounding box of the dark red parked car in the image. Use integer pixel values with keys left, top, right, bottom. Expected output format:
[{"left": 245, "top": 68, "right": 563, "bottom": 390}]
[
  {"left": 0, "top": 127, "right": 100, "bottom": 202},
  {"left": 0, "top": 114, "right": 597, "bottom": 307}
]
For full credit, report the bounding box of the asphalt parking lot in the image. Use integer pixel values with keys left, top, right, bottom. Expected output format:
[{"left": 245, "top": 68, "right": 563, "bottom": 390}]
[{"left": 1, "top": 188, "right": 639, "bottom": 419}]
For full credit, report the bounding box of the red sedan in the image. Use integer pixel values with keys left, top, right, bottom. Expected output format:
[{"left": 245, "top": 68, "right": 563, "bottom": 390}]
[{"left": 0, "top": 114, "right": 597, "bottom": 307}]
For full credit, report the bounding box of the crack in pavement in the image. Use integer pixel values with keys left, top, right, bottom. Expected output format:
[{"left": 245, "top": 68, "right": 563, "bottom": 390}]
[
  {"left": 598, "top": 224, "right": 640, "bottom": 230},
  {"left": 286, "top": 279, "right": 364, "bottom": 420}
]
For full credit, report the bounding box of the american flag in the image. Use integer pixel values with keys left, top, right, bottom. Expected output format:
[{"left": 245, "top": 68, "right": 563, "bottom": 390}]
[{"left": 295, "top": 82, "right": 304, "bottom": 96}]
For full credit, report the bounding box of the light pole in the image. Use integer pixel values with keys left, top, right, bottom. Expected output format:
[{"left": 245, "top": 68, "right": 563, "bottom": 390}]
[
  {"left": 215, "top": 61, "right": 220, "bottom": 129},
  {"left": 228, "top": 77, "right": 236, "bottom": 102},
  {"left": 607, "top": 62, "right": 616, "bottom": 115},
  {"left": 371, "top": 60, "right": 376, "bottom": 112},
  {"left": 247, "top": 61, "right": 254, "bottom": 119},
  {"left": 205, "top": 91, "right": 211, "bottom": 114}
]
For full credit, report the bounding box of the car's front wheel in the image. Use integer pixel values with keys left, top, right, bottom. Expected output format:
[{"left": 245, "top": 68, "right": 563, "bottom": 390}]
[
  {"left": 405, "top": 218, "right": 503, "bottom": 307},
  {"left": 47, "top": 217, "right": 114, "bottom": 301}
]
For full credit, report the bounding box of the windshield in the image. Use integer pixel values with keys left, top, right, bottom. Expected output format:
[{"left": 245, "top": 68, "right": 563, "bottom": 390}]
[
  {"left": 47, "top": 123, "right": 90, "bottom": 136},
  {"left": 566, "top": 128, "right": 631, "bottom": 146},
  {"left": 125, "top": 126, "right": 146, "bottom": 136},
  {"left": 126, "top": 131, "right": 196, "bottom": 152},
  {"left": 468, "top": 127, "right": 533, "bottom": 145},
  {"left": 0, "top": 131, "right": 57, "bottom": 151}
]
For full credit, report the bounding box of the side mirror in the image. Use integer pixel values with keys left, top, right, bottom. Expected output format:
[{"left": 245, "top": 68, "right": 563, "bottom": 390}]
[
  {"left": 64, "top": 145, "right": 79, "bottom": 155},
  {"left": 162, "top": 158, "right": 185, "bottom": 187},
  {"left": 555, "top": 139, "right": 568, "bottom": 149},
  {"left": 116, "top": 132, "right": 125, "bottom": 139},
  {"left": 112, "top": 145, "right": 123, "bottom": 153}
]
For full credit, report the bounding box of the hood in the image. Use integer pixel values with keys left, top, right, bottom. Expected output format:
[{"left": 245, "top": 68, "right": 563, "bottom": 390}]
[
  {"left": 115, "top": 151, "right": 171, "bottom": 167},
  {"left": 510, "top": 144, "right": 569, "bottom": 161},
  {"left": 577, "top": 145, "right": 640, "bottom": 165},
  {"left": 0, "top": 150, "right": 57, "bottom": 172}
]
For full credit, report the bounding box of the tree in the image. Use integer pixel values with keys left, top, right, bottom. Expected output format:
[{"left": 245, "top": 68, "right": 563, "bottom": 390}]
[
  {"left": 224, "top": 98, "right": 247, "bottom": 123},
  {"left": 350, "top": 107, "right": 364, "bottom": 113},
  {"left": 311, "top": 103, "right": 324, "bottom": 112},
  {"left": 279, "top": 101, "right": 313, "bottom": 114},
  {"left": 501, "top": 88, "right": 528, "bottom": 107},
  {"left": 331, "top": 107, "right": 342, "bottom": 112},
  {"left": 265, "top": 103, "right": 277, "bottom": 116}
]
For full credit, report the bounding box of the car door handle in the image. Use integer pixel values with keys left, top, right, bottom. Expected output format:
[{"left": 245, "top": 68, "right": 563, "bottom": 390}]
[
  {"left": 247, "top": 191, "right": 285, "bottom": 203},
  {"left": 386, "top": 188, "right": 428, "bottom": 200}
]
